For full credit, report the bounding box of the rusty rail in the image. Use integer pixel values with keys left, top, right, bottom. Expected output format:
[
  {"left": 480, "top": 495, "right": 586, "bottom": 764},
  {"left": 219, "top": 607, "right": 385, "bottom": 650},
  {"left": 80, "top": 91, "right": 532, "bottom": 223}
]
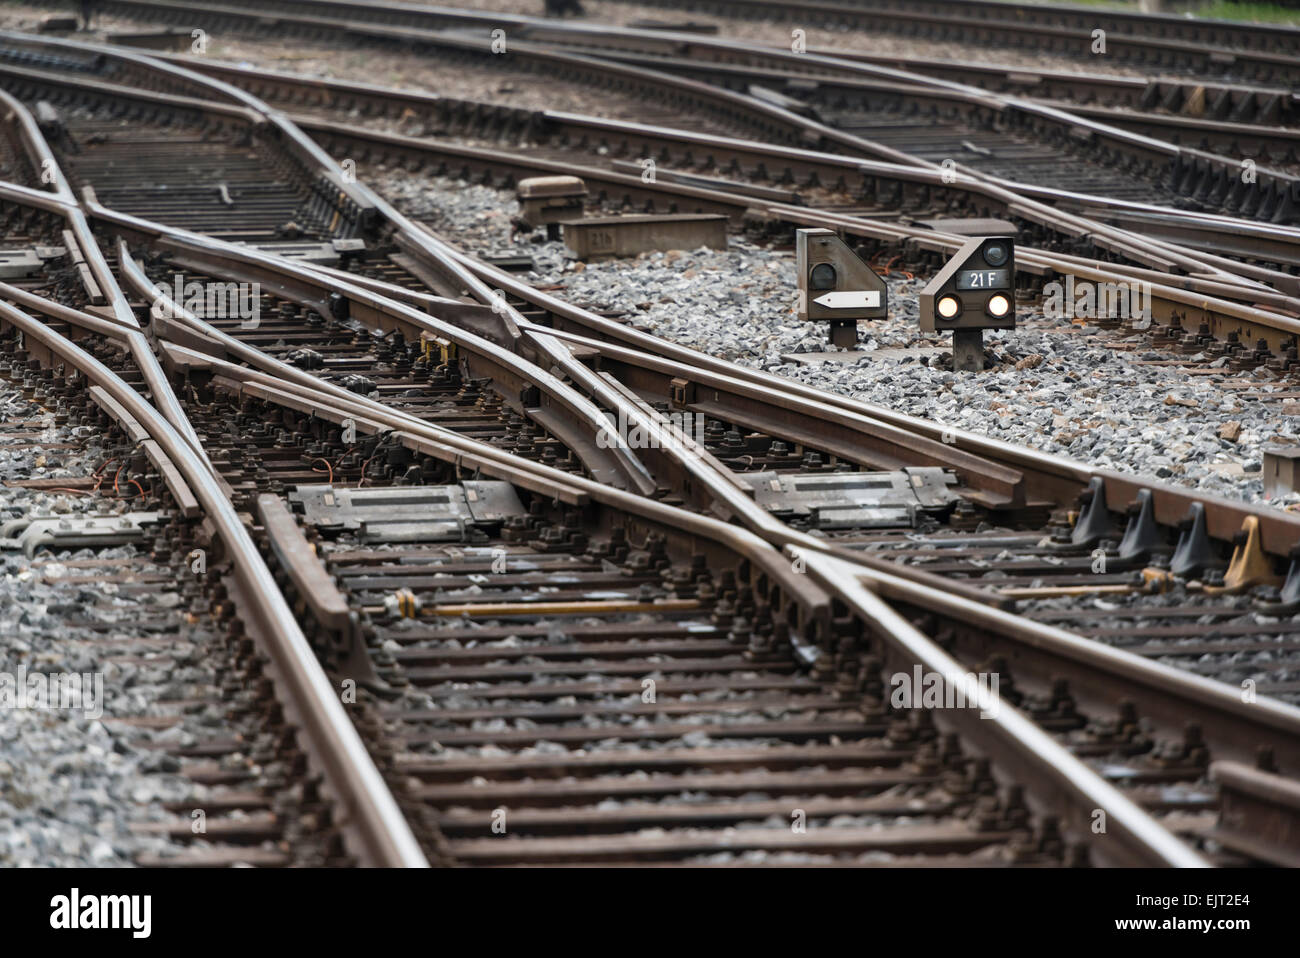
[{"left": 0, "top": 290, "right": 427, "bottom": 868}]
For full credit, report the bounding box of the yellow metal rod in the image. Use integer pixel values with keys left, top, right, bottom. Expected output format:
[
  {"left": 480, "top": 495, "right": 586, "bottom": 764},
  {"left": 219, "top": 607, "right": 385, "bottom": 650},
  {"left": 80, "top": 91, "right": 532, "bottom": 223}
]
[{"left": 424, "top": 598, "right": 702, "bottom": 617}]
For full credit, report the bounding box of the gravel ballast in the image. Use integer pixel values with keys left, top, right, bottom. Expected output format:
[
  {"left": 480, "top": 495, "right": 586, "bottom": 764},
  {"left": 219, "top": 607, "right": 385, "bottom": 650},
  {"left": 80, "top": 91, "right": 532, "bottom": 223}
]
[
  {"left": 387, "top": 173, "right": 1299, "bottom": 510},
  {"left": 0, "top": 386, "right": 194, "bottom": 866}
]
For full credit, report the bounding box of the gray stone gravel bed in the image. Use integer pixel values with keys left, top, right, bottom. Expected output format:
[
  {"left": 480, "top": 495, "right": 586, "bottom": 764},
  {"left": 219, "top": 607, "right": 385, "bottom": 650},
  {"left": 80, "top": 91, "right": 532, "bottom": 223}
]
[
  {"left": 439, "top": 0, "right": 1156, "bottom": 79},
  {"left": 0, "top": 387, "right": 196, "bottom": 866},
  {"left": 385, "top": 173, "right": 1300, "bottom": 511},
  {"left": 0, "top": 6, "right": 664, "bottom": 120}
]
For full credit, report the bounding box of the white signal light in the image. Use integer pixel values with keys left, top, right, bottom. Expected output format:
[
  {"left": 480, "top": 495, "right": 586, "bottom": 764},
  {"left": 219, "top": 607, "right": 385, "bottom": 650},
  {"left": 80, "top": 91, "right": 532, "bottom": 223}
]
[
  {"left": 937, "top": 295, "right": 961, "bottom": 320},
  {"left": 985, "top": 293, "right": 1011, "bottom": 318}
]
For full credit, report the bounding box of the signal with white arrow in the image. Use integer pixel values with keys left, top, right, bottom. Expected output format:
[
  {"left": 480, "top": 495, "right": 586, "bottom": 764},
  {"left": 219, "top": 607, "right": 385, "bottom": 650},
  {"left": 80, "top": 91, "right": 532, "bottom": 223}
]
[{"left": 813, "top": 290, "right": 881, "bottom": 309}]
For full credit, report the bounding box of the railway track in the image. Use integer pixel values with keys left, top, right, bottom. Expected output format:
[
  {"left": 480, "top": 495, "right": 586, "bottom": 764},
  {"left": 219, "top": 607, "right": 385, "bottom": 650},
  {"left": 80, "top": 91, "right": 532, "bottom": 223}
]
[
  {"left": 9, "top": 28, "right": 1300, "bottom": 364},
  {"left": 516, "top": 38, "right": 1300, "bottom": 183},
  {"left": 125, "top": 235, "right": 1300, "bottom": 865},
  {"left": 0, "top": 327, "right": 357, "bottom": 866},
  {"left": 804, "top": 47, "right": 1300, "bottom": 138},
  {"left": 65, "top": 0, "right": 1300, "bottom": 85},
  {"left": 0, "top": 90, "right": 425, "bottom": 864},
  {"left": 460, "top": 0, "right": 1300, "bottom": 83},
  {"left": 117, "top": 234, "right": 1214, "bottom": 866},
  {"left": 94, "top": 49, "right": 1296, "bottom": 282},
  {"left": 1, "top": 9, "right": 1299, "bottom": 871},
  {"left": 16, "top": 0, "right": 1300, "bottom": 234}
]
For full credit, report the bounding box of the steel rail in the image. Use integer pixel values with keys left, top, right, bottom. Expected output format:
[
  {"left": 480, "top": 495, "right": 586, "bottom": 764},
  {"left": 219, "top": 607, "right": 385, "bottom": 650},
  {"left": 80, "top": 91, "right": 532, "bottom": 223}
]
[
  {"left": 644, "top": 0, "right": 1300, "bottom": 51},
  {"left": 290, "top": 108, "right": 1300, "bottom": 303},
  {"left": 144, "top": 34, "right": 1300, "bottom": 131},
  {"left": 0, "top": 85, "right": 73, "bottom": 200},
  {"left": 2, "top": 28, "right": 1286, "bottom": 297},
  {"left": 1032, "top": 99, "right": 1300, "bottom": 158},
  {"left": 444, "top": 240, "right": 1300, "bottom": 559},
  {"left": 111, "top": 164, "right": 1300, "bottom": 857},
  {"left": 0, "top": 57, "right": 266, "bottom": 124},
  {"left": 0, "top": 38, "right": 691, "bottom": 506},
  {"left": 115, "top": 196, "right": 1300, "bottom": 633},
  {"left": 0, "top": 295, "right": 428, "bottom": 868},
  {"left": 0, "top": 34, "right": 654, "bottom": 494},
  {"left": 813, "top": 547, "right": 1300, "bottom": 775},
  {"left": 797, "top": 551, "right": 1208, "bottom": 868},
  {"left": 24, "top": 22, "right": 1300, "bottom": 621},
  {"left": 120, "top": 239, "right": 1022, "bottom": 613},
  {"left": 42, "top": 40, "right": 981, "bottom": 544},
  {"left": 123, "top": 35, "right": 1287, "bottom": 300},
  {"left": 64, "top": 0, "right": 1300, "bottom": 229},
  {"left": 133, "top": 50, "right": 1300, "bottom": 289},
  {"left": 519, "top": 0, "right": 1300, "bottom": 77},
  {"left": 163, "top": 337, "right": 1214, "bottom": 867},
  {"left": 85, "top": 0, "right": 1300, "bottom": 73},
  {"left": 306, "top": 38, "right": 1300, "bottom": 282},
  {"left": 16, "top": 6, "right": 1295, "bottom": 261},
  {"left": 53, "top": 64, "right": 1235, "bottom": 564},
  {"left": 0, "top": 96, "right": 211, "bottom": 460},
  {"left": 798, "top": 46, "right": 1299, "bottom": 125},
  {"left": 104, "top": 204, "right": 660, "bottom": 494},
  {"left": 518, "top": 35, "right": 1300, "bottom": 228},
  {"left": 0, "top": 278, "right": 132, "bottom": 343},
  {"left": 115, "top": 41, "right": 719, "bottom": 505},
  {"left": 111, "top": 217, "right": 850, "bottom": 552},
  {"left": 0, "top": 0, "right": 1280, "bottom": 873},
  {"left": 124, "top": 243, "right": 838, "bottom": 629},
  {"left": 132, "top": 260, "right": 1217, "bottom": 866},
  {"left": 161, "top": 339, "right": 838, "bottom": 631}
]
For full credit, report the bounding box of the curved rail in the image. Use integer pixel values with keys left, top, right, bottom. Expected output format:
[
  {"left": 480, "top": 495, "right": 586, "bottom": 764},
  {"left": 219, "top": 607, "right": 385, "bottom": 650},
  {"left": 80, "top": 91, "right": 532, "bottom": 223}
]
[
  {"left": 112, "top": 201, "right": 1300, "bottom": 787},
  {"left": 122, "top": 238, "right": 1211, "bottom": 868},
  {"left": 2, "top": 27, "right": 1291, "bottom": 297},
  {"left": 0, "top": 295, "right": 428, "bottom": 867}
]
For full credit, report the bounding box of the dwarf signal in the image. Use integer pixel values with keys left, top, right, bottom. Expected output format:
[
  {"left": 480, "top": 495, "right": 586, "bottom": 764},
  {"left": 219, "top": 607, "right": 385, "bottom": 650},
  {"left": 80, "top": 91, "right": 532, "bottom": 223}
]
[
  {"left": 796, "top": 228, "right": 888, "bottom": 348},
  {"left": 920, "top": 236, "right": 1016, "bottom": 371}
]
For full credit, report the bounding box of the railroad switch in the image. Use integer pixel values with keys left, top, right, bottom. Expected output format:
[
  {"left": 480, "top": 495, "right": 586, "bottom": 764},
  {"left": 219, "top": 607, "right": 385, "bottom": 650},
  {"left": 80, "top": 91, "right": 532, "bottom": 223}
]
[
  {"left": 795, "top": 228, "right": 887, "bottom": 349},
  {"left": 920, "top": 236, "right": 1017, "bottom": 371}
]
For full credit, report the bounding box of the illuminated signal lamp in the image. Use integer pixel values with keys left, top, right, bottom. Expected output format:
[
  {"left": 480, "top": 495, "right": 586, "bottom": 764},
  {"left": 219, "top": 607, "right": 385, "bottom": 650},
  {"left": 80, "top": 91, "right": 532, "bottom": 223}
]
[{"left": 919, "top": 236, "right": 1017, "bottom": 372}]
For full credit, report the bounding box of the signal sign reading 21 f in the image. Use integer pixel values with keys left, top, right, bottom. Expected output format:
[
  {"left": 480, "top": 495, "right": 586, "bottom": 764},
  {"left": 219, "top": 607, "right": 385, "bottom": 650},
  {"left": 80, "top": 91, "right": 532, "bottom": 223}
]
[{"left": 956, "top": 269, "right": 1010, "bottom": 290}]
